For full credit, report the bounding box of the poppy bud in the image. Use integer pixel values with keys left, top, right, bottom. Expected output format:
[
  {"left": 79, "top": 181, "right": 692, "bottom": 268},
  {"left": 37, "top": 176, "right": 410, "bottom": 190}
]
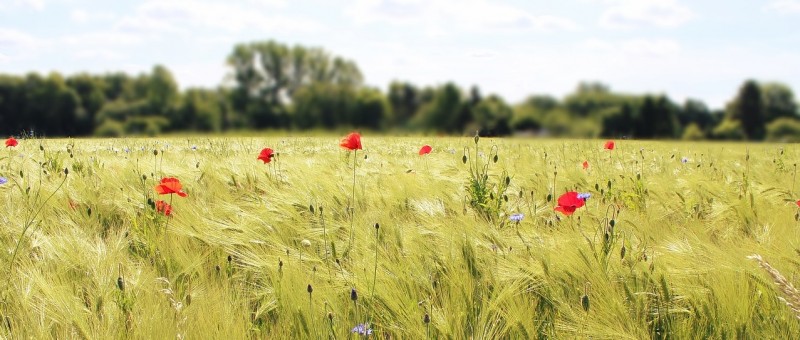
[
  {"left": 307, "top": 284, "right": 313, "bottom": 294},
  {"left": 87, "top": 207, "right": 92, "bottom": 217},
  {"left": 546, "top": 193, "right": 552, "bottom": 202},
  {"left": 215, "top": 265, "right": 220, "bottom": 273},
  {"left": 474, "top": 134, "right": 480, "bottom": 144},
  {"left": 319, "top": 206, "right": 324, "bottom": 214},
  {"left": 278, "top": 259, "right": 283, "bottom": 270},
  {"left": 350, "top": 288, "right": 358, "bottom": 301},
  {"left": 328, "top": 312, "right": 333, "bottom": 321},
  {"left": 374, "top": 223, "right": 380, "bottom": 230},
  {"left": 19, "top": 170, "right": 23, "bottom": 178},
  {"left": 185, "top": 294, "right": 192, "bottom": 306},
  {"left": 153, "top": 150, "right": 158, "bottom": 156},
  {"left": 142, "top": 174, "right": 147, "bottom": 181},
  {"left": 607, "top": 180, "right": 612, "bottom": 189},
  {"left": 309, "top": 205, "right": 315, "bottom": 214},
  {"left": 424, "top": 313, "right": 430, "bottom": 324},
  {"left": 581, "top": 294, "right": 589, "bottom": 312},
  {"left": 620, "top": 244, "right": 627, "bottom": 260},
  {"left": 117, "top": 277, "right": 125, "bottom": 291},
  {"left": 493, "top": 154, "right": 498, "bottom": 163},
  {"left": 39, "top": 145, "right": 44, "bottom": 151},
  {"left": 364, "top": 154, "right": 368, "bottom": 160},
  {"left": 195, "top": 162, "right": 200, "bottom": 169},
  {"left": 505, "top": 176, "right": 510, "bottom": 186},
  {"left": 462, "top": 155, "right": 467, "bottom": 164},
  {"left": 636, "top": 173, "right": 640, "bottom": 180},
  {"left": 227, "top": 255, "right": 232, "bottom": 263},
  {"left": 609, "top": 219, "right": 615, "bottom": 227}
]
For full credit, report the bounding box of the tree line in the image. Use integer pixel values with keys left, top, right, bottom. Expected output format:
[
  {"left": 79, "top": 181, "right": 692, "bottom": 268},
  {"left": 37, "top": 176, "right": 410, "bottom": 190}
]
[{"left": 1, "top": 40, "right": 798, "bottom": 140}]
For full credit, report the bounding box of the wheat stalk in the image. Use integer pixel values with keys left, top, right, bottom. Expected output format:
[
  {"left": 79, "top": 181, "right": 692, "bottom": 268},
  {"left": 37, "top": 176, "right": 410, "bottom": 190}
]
[{"left": 748, "top": 254, "right": 800, "bottom": 319}]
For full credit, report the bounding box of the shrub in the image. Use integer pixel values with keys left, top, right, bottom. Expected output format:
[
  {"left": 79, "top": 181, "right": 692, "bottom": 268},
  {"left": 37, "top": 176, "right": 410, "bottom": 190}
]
[{"left": 766, "top": 118, "right": 800, "bottom": 142}]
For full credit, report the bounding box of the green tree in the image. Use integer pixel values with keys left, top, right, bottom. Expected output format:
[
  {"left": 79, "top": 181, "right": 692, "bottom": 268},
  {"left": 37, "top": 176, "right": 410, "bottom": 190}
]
[
  {"left": 413, "top": 82, "right": 465, "bottom": 133},
  {"left": 728, "top": 80, "right": 764, "bottom": 140},
  {"left": 761, "top": 82, "right": 797, "bottom": 122},
  {"left": 388, "top": 81, "right": 420, "bottom": 126},
  {"left": 471, "top": 95, "right": 512, "bottom": 136},
  {"left": 352, "top": 88, "right": 391, "bottom": 130},
  {"left": 147, "top": 65, "right": 179, "bottom": 116},
  {"left": 227, "top": 40, "right": 363, "bottom": 128},
  {"left": 66, "top": 74, "right": 107, "bottom": 135}
]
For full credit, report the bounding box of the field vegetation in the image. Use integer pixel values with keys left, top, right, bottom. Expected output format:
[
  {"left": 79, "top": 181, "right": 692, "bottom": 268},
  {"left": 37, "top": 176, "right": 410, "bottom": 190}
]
[{"left": 1, "top": 135, "right": 799, "bottom": 338}]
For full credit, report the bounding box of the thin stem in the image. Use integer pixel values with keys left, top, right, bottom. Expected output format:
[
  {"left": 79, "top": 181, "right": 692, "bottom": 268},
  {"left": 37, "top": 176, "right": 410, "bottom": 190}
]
[
  {"left": 368, "top": 226, "right": 379, "bottom": 325},
  {"left": 348, "top": 150, "right": 357, "bottom": 251},
  {"left": 8, "top": 172, "right": 68, "bottom": 273}
]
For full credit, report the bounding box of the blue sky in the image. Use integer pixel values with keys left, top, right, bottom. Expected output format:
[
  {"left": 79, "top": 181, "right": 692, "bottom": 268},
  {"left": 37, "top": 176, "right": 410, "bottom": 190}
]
[{"left": 1, "top": 0, "right": 799, "bottom": 109}]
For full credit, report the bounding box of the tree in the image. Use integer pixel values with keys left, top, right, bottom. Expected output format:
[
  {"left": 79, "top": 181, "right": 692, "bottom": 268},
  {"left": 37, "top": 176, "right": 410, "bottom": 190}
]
[
  {"left": 728, "top": 80, "right": 764, "bottom": 140},
  {"left": 387, "top": 81, "right": 420, "bottom": 126},
  {"left": 471, "top": 95, "right": 512, "bottom": 136},
  {"left": 413, "top": 82, "right": 465, "bottom": 133},
  {"left": 147, "top": 65, "right": 179, "bottom": 116},
  {"left": 227, "top": 40, "right": 363, "bottom": 128},
  {"left": 761, "top": 82, "right": 797, "bottom": 122},
  {"left": 66, "top": 74, "right": 107, "bottom": 135},
  {"left": 352, "top": 88, "right": 391, "bottom": 130}
]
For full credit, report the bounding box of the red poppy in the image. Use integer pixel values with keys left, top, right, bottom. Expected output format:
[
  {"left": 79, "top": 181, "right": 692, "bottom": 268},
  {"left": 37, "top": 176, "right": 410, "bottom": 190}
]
[
  {"left": 419, "top": 145, "right": 432, "bottom": 156},
  {"left": 796, "top": 199, "right": 800, "bottom": 208},
  {"left": 156, "top": 200, "right": 173, "bottom": 216},
  {"left": 340, "top": 132, "right": 362, "bottom": 151},
  {"left": 604, "top": 140, "right": 615, "bottom": 150},
  {"left": 5, "top": 137, "right": 18, "bottom": 147},
  {"left": 154, "top": 177, "right": 188, "bottom": 197},
  {"left": 258, "top": 148, "right": 274, "bottom": 164},
  {"left": 582, "top": 161, "right": 589, "bottom": 170},
  {"left": 554, "top": 191, "right": 586, "bottom": 216}
]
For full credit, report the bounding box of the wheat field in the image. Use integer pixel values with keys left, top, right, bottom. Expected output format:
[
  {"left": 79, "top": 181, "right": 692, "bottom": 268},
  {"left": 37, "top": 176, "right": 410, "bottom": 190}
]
[{"left": 1, "top": 135, "right": 799, "bottom": 339}]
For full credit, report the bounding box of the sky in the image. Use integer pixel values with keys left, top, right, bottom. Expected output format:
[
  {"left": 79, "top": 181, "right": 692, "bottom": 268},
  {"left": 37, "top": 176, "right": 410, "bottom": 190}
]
[{"left": 1, "top": 0, "right": 799, "bottom": 110}]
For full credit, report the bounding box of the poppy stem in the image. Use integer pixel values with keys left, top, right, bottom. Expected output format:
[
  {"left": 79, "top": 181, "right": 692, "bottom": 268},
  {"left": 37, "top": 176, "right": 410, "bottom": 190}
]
[{"left": 348, "top": 150, "right": 357, "bottom": 251}]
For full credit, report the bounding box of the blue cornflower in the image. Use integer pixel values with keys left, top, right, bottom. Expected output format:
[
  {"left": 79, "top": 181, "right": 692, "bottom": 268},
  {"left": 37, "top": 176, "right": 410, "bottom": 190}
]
[
  {"left": 351, "top": 323, "right": 373, "bottom": 336},
  {"left": 509, "top": 213, "right": 524, "bottom": 223},
  {"left": 0, "top": 177, "right": 7, "bottom": 185},
  {"left": 681, "top": 157, "right": 688, "bottom": 164},
  {"left": 124, "top": 147, "right": 131, "bottom": 153},
  {"left": 577, "top": 193, "right": 591, "bottom": 201},
  {"left": 191, "top": 145, "right": 198, "bottom": 151}
]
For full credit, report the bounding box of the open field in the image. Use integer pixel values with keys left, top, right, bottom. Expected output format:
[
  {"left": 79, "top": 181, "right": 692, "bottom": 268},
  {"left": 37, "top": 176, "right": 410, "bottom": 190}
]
[{"left": 1, "top": 136, "right": 800, "bottom": 338}]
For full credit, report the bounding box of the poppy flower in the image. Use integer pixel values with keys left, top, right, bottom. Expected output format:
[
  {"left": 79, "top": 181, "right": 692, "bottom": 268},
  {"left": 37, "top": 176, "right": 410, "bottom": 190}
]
[
  {"left": 604, "top": 140, "right": 615, "bottom": 150},
  {"left": 258, "top": 148, "right": 274, "bottom": 164},
  {"left": 340, "top": 132, "right": 362, "bottom": 151},
  {"left": 582, "top": 161, "right": 589, "bottom": 170},
  {"left": 796, "top": 200, "right": 800, "bottom": 208},
  {"left": 156, "top": 200, "right": 173, "bottom": 216},
  {"left": 5, "top": 137, "right": 18, "bottom": 147},
  {"left": 554, "top": 191, "right": 586, "bottom": 216},
  {"left": 154, "top": 177, "right": 188, "bottom": 197},
  {"left": 419, "top": 145, "right": 432, "bottom": 156}
]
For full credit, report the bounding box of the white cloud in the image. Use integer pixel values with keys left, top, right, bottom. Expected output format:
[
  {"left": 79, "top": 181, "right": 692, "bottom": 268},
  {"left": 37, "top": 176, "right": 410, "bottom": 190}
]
[
  {"left": 69, "top": 9, "right": 116, "bottom": 23},
  {"left": 765, "top": 0, "right": 800, "bottom": 13},
  {"left": 70, "top": 9, "right": 89, "bottom": 23},
  {"left": 72, "top": 49, "right": 125, "bottom": 60},
  {"left": 0, "top": 28, "right": 48, "bottom": 60},
  {"left": 345, "top": 0, "right": 579, "bottom": 34},
  {"left": 599, "top": 0, "right": 694, "bottom": 29},
  {"left": 126, "top": 0, "right": 324, "bottom": 34}
]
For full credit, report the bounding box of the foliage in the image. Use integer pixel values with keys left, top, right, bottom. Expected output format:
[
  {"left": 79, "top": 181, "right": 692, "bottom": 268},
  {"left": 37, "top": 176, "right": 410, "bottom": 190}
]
[
  {"left": 462, "top": 134, "right": 510, "bottom": 222},
  {"left": 766, "top": 118, "right": 800, "bottom": 142},
  {"left": 0, "top": 41, "right": 798, "bottom": 141}
]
